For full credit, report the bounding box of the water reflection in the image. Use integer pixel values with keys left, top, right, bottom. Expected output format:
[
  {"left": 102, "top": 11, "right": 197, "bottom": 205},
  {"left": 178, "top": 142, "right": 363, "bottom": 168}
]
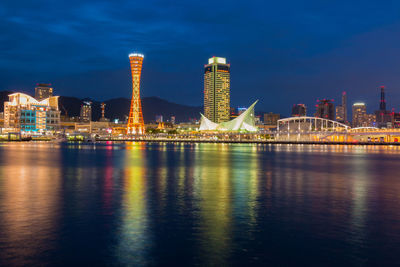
[
  {"left": 116, "top": 142, "right": 150, "bottom": 265},
  {"left": 0, "top": 143, "right": 400, "bottom": 265},
  {"left": 0, "top": 144, "right": 62, "bottom": 266}
]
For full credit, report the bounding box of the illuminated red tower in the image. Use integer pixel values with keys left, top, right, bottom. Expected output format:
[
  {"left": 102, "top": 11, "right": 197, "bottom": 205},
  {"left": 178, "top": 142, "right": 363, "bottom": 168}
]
[{"left": 127, "top": 53, "right": 145, "bottom": 135}]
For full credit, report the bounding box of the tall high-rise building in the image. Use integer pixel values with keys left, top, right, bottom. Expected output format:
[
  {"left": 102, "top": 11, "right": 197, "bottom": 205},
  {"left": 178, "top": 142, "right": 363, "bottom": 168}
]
[
  {"left": 375, "top": 86, "right": 393, "bottom": 128},
  {"left": 292, "top": 104, "right": 306, "bottom": 117},
  {"left": 35, "top": 83, "right": 53, "bottom": 101},
  {"left": 380, "top": 86, "right": 386, "bottom": 111},
  {"left": 80, "top": 101, "right": 92, "bottom": 122},
  {"left": 315, "top": 99, "right": 335, "bottom": 120},
  {"left": 127, "top": 53, "right": 145, "bottom": 134},
  {"left": 352, "top": 103, "right": 367, "bottom": 127},
  {"left": 204, "top": 56, "right": 230, "bottom": 123},
  {"left": 342, "top": 92, "right": 347, "bottom": 123},
  {"left": 335, "top": 92, "right": 347, "bottom": 124}
]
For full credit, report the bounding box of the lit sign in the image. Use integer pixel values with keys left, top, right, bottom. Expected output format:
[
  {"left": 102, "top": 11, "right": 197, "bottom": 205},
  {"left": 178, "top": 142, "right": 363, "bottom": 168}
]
[
  {"left": 208, "top": 57, "right": 226, "bottom": 64},
  {"left": 129, "top": 53, "right": 144, "bottom": 58}
]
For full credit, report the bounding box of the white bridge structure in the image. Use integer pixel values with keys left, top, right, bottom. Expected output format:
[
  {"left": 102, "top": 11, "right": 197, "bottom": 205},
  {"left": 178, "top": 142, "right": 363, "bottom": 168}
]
[{"left": 277, "top": 116, "right": 351, "bottom": 142}]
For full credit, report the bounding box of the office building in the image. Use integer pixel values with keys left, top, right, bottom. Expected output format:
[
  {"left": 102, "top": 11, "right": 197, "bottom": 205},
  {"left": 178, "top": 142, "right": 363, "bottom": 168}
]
[
  {"left": 4, "top": 92, "right": 60, "bottom": 132},
  {"left": 264, "top": 112, "right": 280, "bottom": 126},
  {"left": 204, "top": 56, "right": 230, "bottom": 123},
  {"left": 352, "top": 103, "right": 367, "bottom": 127},
  {"left": 35, "top": 83, "right": 53, "bottom": 101},
  {"left": 292, "top": 104, "right": 306, "bottom": 117},
  {"left": 342, "top": 92, "right": 348, "bottom": 123},
  {"left": 80, "top": 101, "right": 92, "bottom": 122},
  {"left": 315, "top": 99, "right": 335, "bottom": 120},
  {"left": 336, "top": 105, "right": 345, "bottom": 123},
  {"left": 335, "top": 92, "right": 347, "bottom": 123},
  {"left": 127, "top": 53, "right": 145, "bottom": 134}
]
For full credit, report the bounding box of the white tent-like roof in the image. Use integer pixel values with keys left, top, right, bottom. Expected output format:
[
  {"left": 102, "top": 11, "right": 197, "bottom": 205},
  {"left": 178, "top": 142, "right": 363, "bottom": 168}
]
[{"left": 199, "top": 100, "right": 258, "bottom": 132}]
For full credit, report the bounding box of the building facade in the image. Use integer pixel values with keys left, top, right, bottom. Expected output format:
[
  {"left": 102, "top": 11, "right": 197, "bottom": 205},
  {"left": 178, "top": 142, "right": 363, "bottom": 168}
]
[
  {"left": 352, "top": 103, "right": 367, "bottom": 127},
  {"left": 35, "top": 83, "right": 53, "bottom": 101},
  {"left": 4, "top": 93, "right": 60, "bottom": 132},
  {"left": 80, "top": 101, "right": 92, "bottom": 122},
  {"left": 336, "top": 105, "right": 345, "bottom": 123},
  {"left": 292, "top": 104, "right": 306, "bottom": 117},
  {"left": 204, "top": 56, "right": 230, "bottom": 123},
  {"left": 315, "top": 99, "right": 335, "bottom": 120},
  {"left": 264, "top": 112, "right": 280, "bottom": 126}
]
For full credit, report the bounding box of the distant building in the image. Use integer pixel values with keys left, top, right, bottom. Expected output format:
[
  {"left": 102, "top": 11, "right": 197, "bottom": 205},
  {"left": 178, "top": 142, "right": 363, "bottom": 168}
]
[
  {"left": 352, "top": 103, "right": 367, "bottom": 127},
  {"left": 342, "top": 92, "right": 348, "bottom": 123},
  {"left": 365, "top": 114, "right": 376, "bottom": 127},
  {"left": 4, "top": 92, "right": 60, "bottom": 132},
  {"left": 35, "top": 83, "right": 53, "bottom": 101},
  {"left": 80, "top": 101, "right": 92, "bottom": 122},
  {"left": 315, "top": 99, "right": 334, "bottom": 120},
  {"left": 352, "top": 103, "right": 376, "bottom": 127},
  {"left": 336, "top": 105, "right": 345, "bottom": 123},
  {"left": 238, "top": 107, "right": 247, "bottom": 115},
  {"left": 374, "top": 86, "right": 393, "bottom": 128},
  {"left": 264, "top": 112, "right": 280, "bottom": 126},
  {"left": 204, "top": 56, "right": 230, "bottom": 123},
  {"left": 393, "top": 113, "right": 400, "bottom": 128},
  {"left": 155, "top": 115, "right": 163, "bottom": 123},
  {"left": 170, "top": 116, "right": 176, "bottom": 125},
  {"left": 292, "top": 104, "right": 306, "bottom": 117}
]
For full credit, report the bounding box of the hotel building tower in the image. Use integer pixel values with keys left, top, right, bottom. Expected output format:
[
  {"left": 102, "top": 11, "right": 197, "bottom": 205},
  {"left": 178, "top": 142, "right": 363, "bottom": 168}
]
[{"left": 204, "top": 57, "right": 230, "bottom": 123}]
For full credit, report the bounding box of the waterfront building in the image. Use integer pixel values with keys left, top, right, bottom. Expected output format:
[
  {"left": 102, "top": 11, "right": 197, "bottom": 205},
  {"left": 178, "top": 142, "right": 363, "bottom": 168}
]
[
  {"left": 200, "top": 101, "right": 258, "bottom": 131},
  {"left": 4, "top": 92, "right": 60, "bottom": 132},
  {"left": 315, "top": 99, "right": 334, "bottom": 120},
  {"left": 264, "top": 112, "right": 280, "bottom": 126},
  {"left": 375, "top": 86, "right": 393, "bottom": 128},
  {"left": 127, "top": 53, "right": 145, "bottom": 134},
  {"left": 292, "top": 104, "right": 306, "bottom": 117},
  {"left": 35, "top": 83, "right": 53, "bottom": 101},
  {"left": 204, "top": 56, "right": 230, "bottom": 123},
  {"left": 352, "top": 103, "right": 367, "bottom": 127},
  {"left": 80, "top": 101, "right": 92, "bottom": 122}
]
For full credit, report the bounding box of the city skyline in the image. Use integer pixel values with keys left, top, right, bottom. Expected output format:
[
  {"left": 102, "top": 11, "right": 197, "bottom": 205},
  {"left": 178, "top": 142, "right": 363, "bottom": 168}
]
[{"left": 1, "top": 1, "right": 400, "bottom": 115}]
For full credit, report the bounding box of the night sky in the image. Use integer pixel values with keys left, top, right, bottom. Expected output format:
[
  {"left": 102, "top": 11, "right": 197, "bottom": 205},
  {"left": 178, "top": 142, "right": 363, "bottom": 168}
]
[{"left": 1, "top": 0, "right": 400, "bottom": 116}]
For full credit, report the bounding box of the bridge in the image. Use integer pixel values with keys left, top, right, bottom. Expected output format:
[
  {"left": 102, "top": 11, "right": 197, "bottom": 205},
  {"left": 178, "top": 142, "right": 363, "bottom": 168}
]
[
  {"left": 276, "top": 117, "right": 400, "bottom": 143},
  {"left": 276, "top": 117, "right": 351, "bottom": 142}
]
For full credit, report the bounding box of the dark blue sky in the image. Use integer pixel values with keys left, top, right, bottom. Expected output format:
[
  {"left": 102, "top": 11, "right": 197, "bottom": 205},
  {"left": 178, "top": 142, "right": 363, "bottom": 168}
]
[{"left": 1, "top": 0, "right": 400, "bottom": 116}]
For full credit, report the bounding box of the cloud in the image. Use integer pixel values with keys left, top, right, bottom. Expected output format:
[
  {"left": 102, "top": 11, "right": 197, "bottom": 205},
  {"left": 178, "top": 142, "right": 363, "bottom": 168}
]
[{"left": 1, "top": 0, "right": 400, "bottom": 115}]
